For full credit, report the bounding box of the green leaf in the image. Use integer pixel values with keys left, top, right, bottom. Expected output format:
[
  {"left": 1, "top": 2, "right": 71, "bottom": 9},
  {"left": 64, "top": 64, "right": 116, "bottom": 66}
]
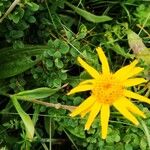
[
  {"left": 28, "top": 16, "right": 36, "bottom": 23},
  {"left": 137, "top": 48, "right": 150, "bottom": 65},
  {"left": 10, "top": 30, "right": 24, "bottom": 39},
  {"left": 53, "top": 51, "right": 61, "bottom": 58},
  {"left": 65, "top": 2, "right": 112, "bottom": 23},
  {"left": 11, "top": 96, "right": 34, "bottom": 140},
  {"left": 55, "top": 58, "right": 64, "bottom": 68},
  {"left": 15, "top": 87, "right": 59, "bottom": 100},
  {"left": 140, "top": 138, "right": 147, "bottom": 150},
  {"left": 127, "top": 29, "right": 147, "bottom": 54},
  {"left": 127, "top": 29, "right": 150, "bottom": 65},
  {"left": 59, "top": 41, "right": 69, "bottom": 54},
  {"left": 0, "top": 45, "right": 49, "bottom": 79},
  {"left": 76, "top": 24, "right": 87, "bottom": 40},
  {"left": 59, "top": 71, "right": 67, "bottom": 80},
  {"left": 47, "top": 48, "right": 56, "bottom": 56},
  {"left": 125, "top": 144, "right": 133, "bottom": 150},
  {"left": 112, "top": 43, "right": 132, "bottom": 58},
  {"left": 53, "top": 39, "right": 69, "bottom": 54},
  {"left": 46, "top": 60, "right": 53, "bottom": 68},
  {"left": 44, "top": 117, "right": 55, "bottom": 137},
  {"left": 53, "top": 78, "right": 61, "bottom": 87},
  {"left": 27, "top": 2, "right": 39, "bottom": 12},
  {"left": 67, "top": 126, "right": 85, "bottom": 139},
  {"left": 13, "top": 40, "right": 24, "bottom": 49},
  {"left": 8, "top": 7, "right": 24, "bottom": 23},
  {"left": 134, "top": 4, "right": 150, "bottom": 27}
]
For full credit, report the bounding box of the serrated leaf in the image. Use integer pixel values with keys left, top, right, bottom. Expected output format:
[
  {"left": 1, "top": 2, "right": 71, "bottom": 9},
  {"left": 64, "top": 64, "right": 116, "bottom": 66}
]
[
  {"left": 66, "top": 2, "right": 112, "bottom": 23},
  {"left": 11, "top": 96, "right": 34, "bottom": 140},
  {"left": 134, "top": 4, "right": 150, "bottom": 27},
  {"left": 0, "top": 45, "right": 49, "bottom": 79},
  {"left": 15, "top": 87, "right": 59, "bottom": 100}
]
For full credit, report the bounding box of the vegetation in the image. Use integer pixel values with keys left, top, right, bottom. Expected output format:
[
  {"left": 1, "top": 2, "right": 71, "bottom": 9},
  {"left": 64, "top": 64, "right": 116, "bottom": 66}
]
[{"left": 0, "top": 0, "right": 150, "bottom": 149}]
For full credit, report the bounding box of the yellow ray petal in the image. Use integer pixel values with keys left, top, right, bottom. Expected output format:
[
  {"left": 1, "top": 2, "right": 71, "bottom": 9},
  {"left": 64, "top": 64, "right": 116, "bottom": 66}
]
[
  {"left": 85, "top": 102, "right": 101, "bottom": 130},
  {"left": 96, "top": 47, "right": 110, "bottom": 75},
  {"left": 100, "top": 104, "right": 110, "bottom": 139},
  {"left": 70, "top": 96, "right": 95, "bottom": 117},
  {"left": 80, "top": 107, "right": 91, "bottom": 118},
  {"left": 124, "top": 67, "right": 144, "bottom": 80},
  {"left": 118, "top": 97, "right": 146, "bottom": 118},
  {"left": 79, "top": 79, "right": 95, "bottom": 85},
  {"left": 123, "top": 78, "right": 147, "bottom": 87},
  {"left": 124, "top": 90, "right": 150, "bottom": 104},
  {"left": 77, "top": 57, "right": 101, "bottom": 79},
  {"left": 67, "top": 84, "right": 93, "bottom": 95},
  {"left": 113, "top": 101, "right": 139, "bottom": 125},
  {"left": 114, "top": 60, "right": 138, "bottom": 79}
]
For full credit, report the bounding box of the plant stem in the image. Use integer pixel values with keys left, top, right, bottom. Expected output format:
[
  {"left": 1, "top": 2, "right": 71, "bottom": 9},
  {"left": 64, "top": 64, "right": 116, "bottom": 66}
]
[
  {"left": 28, "top": 99, "right": 76, "bottom": 112},
  {"left": 138, "top": 117, "right": 150, "bottom": 149},
  {"left": 0, "top": 0, "right": 20, "bottom": 23}
]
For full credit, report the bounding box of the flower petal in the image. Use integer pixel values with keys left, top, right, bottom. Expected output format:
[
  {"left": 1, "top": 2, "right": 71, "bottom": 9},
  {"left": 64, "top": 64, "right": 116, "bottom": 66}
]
[
  {"left": 85, "top": 102, "right": 101, "bottom": 130},
  {"left": 80, "top": 107, "right": 91, "bottom": 118},
  {"left": 78, "top": 57, "right": 101, "bottom": 79},
  {"left": 70, "top": 96, "right": 95, "bottom": 117},
  {"left": 123, "top": 78, "right": 147, "bottom": 87},
  {"left": 67, "top": 84, "right": 93, "bottom": 95},
  {"left": 79, "top": 79, "right": 95, "bottom": 85},
  {"left": 118, "top": 97, "right": 146, "bottom": 118},
  {"left": 114, "top": 60, "right": 138, "bottom": 80},
  {"left": 124, "top": 67, "right": 144, "bottom": 79},
  {"left": 96, "top": 47, "right": 110, "bottom": 75},
  {"left": 100, "top": 104, "right": 110, "bottom": 139},
  {"left": 113, "top": 100, "right": 139, "bottom": 125},
  {"left": 124, "top": 90, "right": 150, "bottom": 104}
]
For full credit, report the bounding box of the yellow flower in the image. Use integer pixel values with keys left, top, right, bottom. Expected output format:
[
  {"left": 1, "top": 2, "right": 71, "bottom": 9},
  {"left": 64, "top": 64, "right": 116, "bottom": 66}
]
[{"left": 68, "top": 47, "right": 150, "bottom": 139}]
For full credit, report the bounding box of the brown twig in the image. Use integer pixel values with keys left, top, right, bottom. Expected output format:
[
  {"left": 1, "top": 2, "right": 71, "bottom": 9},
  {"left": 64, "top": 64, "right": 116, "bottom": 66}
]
[
  {"left": 29, "top": 99, "right": 76, "bottom": 112},
  {"left": 0, "top": 0, "right": 20, "bottom": 23}
]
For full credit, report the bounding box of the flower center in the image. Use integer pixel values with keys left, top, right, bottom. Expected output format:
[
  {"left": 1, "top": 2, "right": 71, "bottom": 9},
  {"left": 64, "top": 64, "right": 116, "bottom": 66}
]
[{"left": 92, "top": 75, "right": 123, "bottom": 104}]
